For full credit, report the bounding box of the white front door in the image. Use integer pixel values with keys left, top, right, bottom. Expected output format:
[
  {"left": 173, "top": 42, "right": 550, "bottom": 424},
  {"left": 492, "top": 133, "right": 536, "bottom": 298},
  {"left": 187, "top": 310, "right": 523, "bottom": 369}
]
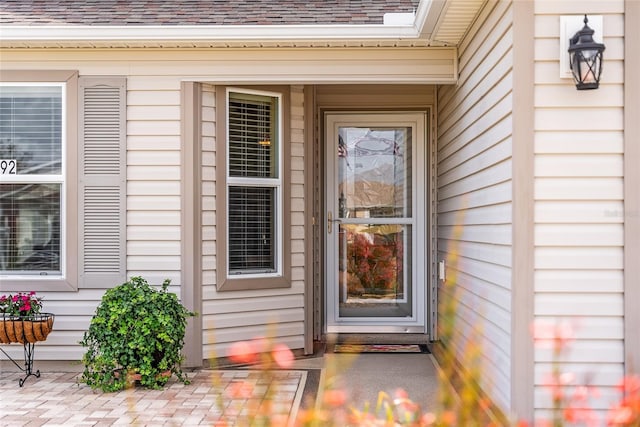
[{"left": 325, "top": 112, "right": 428, "bottom": 333}]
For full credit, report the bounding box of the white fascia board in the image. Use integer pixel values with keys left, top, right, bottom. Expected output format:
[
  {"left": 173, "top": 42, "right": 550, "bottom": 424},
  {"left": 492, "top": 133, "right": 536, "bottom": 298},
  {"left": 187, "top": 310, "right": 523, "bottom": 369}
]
[{"left": 414, "top": 0, "right": 447, "bottom": 38}]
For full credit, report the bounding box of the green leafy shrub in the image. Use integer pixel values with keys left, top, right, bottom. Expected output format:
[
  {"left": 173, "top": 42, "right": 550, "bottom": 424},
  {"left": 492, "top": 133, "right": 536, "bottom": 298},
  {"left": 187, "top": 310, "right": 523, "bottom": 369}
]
[{"left": 80, "top": 276, "right": 196, "bottom": 392}]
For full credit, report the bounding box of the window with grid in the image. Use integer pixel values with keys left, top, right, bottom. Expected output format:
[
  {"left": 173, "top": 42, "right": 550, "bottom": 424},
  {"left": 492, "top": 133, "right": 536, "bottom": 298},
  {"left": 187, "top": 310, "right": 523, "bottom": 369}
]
[
  {"left": 0, "top": 84, "right": 65, "bottom": 276},
  {"left": 227, "top": 90, "right": 281, "bottom": 275}
]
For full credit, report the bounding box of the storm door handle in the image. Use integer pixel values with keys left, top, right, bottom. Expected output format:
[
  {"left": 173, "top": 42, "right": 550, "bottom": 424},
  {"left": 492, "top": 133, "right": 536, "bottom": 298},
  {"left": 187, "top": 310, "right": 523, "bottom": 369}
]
[{"left": 327, "top": 211, "right": 342, "bottom": 234}]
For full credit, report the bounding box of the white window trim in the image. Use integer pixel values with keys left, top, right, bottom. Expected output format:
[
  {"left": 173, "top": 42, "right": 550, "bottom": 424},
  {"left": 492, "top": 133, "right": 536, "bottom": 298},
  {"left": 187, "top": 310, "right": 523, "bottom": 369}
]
[
  {"left": 0, "top": 82, "right": 67, "bottom": 281},
  {"left": 225, "top": 87, "right": 283, "bottom": 278}
]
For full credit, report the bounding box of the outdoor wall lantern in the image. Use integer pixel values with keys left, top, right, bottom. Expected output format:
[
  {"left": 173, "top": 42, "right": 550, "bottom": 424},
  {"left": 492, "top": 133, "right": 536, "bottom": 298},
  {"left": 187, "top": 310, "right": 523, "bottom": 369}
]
[{"left": 568, "top": 15, "right": 605, "bottom": 90}]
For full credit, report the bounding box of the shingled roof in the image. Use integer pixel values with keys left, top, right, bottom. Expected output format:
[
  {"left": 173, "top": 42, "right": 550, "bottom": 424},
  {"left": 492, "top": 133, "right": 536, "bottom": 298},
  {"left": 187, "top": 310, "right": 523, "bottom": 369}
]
[{"left": 0, "top": 0, "right": 420, "bottom": 26}]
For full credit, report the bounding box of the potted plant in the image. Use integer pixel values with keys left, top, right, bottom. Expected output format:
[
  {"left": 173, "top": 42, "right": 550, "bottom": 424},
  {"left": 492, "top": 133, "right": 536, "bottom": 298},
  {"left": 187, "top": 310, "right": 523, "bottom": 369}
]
[
  {"left": 79, "top": 276, "right": 196, "bottom": 392},
  {"left": 0, "top": 291, "right": 54, "bottom": 344}
]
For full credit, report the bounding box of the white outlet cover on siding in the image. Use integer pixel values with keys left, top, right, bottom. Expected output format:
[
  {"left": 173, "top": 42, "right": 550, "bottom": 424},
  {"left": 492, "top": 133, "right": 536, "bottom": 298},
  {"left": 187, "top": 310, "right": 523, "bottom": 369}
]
[{"left": 559, "top": 15, "right": 603, "bottom": 79}]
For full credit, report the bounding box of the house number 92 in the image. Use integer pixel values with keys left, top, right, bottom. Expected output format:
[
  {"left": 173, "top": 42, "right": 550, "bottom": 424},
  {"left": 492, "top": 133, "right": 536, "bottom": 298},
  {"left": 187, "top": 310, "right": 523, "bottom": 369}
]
[{"left": 0, "top": 159, "right": 17, "bottom": 175}]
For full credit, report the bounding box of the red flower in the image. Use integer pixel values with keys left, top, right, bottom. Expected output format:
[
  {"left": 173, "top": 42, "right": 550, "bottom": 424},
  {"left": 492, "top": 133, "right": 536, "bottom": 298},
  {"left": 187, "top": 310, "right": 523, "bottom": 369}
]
[{"left": 1, "top": 291, "right": 43, "bottom": 317}]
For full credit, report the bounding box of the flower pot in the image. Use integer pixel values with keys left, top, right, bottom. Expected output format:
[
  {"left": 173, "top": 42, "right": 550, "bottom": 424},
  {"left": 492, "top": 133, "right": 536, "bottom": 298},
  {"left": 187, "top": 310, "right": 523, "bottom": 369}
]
[
  {"left": 0, "top": 314, "right": 55, "bottom": 344},
  {"left": 0, "top": 318, "right": 21, "bottom": 343},
  {"left": 22, "top": 316, "right": 54, "bottom": 343}
]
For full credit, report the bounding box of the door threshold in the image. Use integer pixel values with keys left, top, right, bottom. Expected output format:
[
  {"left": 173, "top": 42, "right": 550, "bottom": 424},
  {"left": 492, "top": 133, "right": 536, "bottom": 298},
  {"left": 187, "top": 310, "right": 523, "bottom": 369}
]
[{"left": 324, "top": 333, "right": 430, "bottom": 345}]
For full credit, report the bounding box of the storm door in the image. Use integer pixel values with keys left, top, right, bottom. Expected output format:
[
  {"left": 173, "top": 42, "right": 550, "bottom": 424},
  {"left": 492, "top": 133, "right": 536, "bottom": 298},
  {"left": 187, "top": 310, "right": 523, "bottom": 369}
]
[{"left": 325, "top": 112, "right": 427, "bottom": 333}]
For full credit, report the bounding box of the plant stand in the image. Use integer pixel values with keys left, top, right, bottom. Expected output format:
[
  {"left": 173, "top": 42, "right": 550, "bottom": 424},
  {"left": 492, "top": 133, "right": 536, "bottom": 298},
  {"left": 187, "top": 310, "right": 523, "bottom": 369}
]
[
  {"left": 0, "top": 313, "right": 55, "bottom": 387},
  {"left": 0, "top": 341, "right": 40, "bottom": 386}
]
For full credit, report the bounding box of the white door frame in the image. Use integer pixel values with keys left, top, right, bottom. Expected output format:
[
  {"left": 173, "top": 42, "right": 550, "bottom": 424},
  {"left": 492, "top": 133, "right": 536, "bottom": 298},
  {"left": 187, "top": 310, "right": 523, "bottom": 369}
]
[{"left": 324, "top": 111, "right": 428, "bottom": 333}]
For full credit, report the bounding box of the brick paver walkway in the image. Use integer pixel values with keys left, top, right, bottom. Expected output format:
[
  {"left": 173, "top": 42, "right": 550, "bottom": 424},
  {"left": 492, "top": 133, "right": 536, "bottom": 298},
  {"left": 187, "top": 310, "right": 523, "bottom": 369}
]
[{"left": 0, "top": 369, "right": 308, "bottom": 426}]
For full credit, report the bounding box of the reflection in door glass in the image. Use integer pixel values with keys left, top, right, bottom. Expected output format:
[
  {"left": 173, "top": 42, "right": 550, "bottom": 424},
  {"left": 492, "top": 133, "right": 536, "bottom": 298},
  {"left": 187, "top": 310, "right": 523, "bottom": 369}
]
[
  {"left": 338, "top": 224, "right": 412, "bottom": 318},
  {"left": 337, "top": 127, "right": 412, "bottom": 219}
]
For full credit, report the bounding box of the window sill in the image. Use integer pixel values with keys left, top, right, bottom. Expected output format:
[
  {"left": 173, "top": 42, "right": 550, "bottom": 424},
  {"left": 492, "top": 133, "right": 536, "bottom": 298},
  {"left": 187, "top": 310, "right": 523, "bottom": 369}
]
[{"left": 216, "top": 275, "right": 291, "bottom": 292}]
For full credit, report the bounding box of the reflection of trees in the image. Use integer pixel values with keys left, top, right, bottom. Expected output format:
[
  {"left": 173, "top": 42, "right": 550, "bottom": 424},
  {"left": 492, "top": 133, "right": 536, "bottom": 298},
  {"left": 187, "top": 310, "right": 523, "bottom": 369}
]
[
  {"left": 0, "top": 138, "right": 61, "bottom": 175},
  {"left": 0, "top": 139, "right": 32, "bottom": 170},
  {"left": 345, "top": 230, "right": 403, "bottom": 297},
  {"left": 0, "top": 89, "right": 63, "bottom": 174},
  {"left": 0, "top": 138, "right": 61, "bottom": 272},
  {"left": 0, "top": 183, "right": 60, "bottom": 272}
]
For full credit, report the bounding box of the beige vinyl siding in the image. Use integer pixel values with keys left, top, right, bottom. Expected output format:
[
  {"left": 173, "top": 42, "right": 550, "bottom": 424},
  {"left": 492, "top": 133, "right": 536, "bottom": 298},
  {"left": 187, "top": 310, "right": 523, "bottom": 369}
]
[
  {"left": 533, "top": 0, "right": 625, "bottom": 419},
  {"left": 201, "top": 84, "right": 306, "bottom": 360},
  {"left": 437, "top": 0, "right": 514, "bottom": 412},
  {"left": 126, "top": 76, "right": 183, "bottom": 286},
  {"left": 100, "top": 75, "right": 182, "bottom": 294}
]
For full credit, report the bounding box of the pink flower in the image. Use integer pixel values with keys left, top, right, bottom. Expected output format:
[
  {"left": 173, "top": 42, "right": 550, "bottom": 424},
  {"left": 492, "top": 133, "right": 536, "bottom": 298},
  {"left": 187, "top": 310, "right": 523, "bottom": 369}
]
[
  {"left": 420, "top": 412, "right": 437, "bottom": 425},
  {"left": 607, "top": 406, "right": 634, "bottom": 425},
  {"left": 322, "top": 389, "right": 347, "bottom": 407},
  {"left": 226, "top": 381, "right": 254, "bottom": 399},
  {"left": 271, "top": 343, "right": 294, "bottom": 368},
  {"left": 228, "top": 341, "right": 258, "bottom": 365},
  {"left": 564, "top": 405, "right": 600, "bottom": 427},
  {"left": 531, "top": 319, "right": 575, "bottom": 351},
  {"left": 1, "top": 291, "right": 42, "bottom": 317},
  {"left": 394, "top": 388, "right": 409, "bottom": 399},
  {"left": 619, "top": 375, "right": 640, "bottom": 395}
]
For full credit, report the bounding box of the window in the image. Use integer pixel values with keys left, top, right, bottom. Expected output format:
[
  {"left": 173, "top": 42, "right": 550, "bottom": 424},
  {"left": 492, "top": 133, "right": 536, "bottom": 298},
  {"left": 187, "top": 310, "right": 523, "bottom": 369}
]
[
  {"left": 0, "top": 85, "right": 64, "bottom": 276},
  {"left": 0, "top": 73, "right": 78, "bottom": 290},
  {"left": 228, "top": 91, "right": 280, "bottom": 275},
  {"left": 0, "top": 72, "right": 126, "bottom": 292},
  {"left": 216, "top": 87, "right": 291, "bottom": 291}
]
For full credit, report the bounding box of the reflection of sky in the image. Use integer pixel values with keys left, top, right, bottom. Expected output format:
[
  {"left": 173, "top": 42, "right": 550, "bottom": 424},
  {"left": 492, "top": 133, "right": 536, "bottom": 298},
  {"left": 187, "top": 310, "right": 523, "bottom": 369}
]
[
  {"left": 339, "top": 128, "right": 403, "bottom": 184},
  {"left": 0, "top": 87, "right": 62, "bottom": 175}
]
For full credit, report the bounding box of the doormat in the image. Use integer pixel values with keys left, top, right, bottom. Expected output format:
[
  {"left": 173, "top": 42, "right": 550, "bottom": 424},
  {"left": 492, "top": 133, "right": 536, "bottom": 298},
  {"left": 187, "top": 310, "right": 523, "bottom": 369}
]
[{"left": 333, "top": 344, "right": 429, "bottom": 353}]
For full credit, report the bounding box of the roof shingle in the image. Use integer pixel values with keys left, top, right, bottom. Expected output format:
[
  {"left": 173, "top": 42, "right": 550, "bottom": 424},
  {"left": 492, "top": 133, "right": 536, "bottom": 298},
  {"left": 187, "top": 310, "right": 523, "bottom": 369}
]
[{"left": 0, "top": 0, "right": 420, "bottom": 26}]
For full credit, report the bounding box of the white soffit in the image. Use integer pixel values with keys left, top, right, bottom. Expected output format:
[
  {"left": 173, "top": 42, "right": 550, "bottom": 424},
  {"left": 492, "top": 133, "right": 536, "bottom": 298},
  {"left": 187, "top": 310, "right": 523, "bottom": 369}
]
[{"left": 428, "top": 0, "right": 486, "bottom": 46}]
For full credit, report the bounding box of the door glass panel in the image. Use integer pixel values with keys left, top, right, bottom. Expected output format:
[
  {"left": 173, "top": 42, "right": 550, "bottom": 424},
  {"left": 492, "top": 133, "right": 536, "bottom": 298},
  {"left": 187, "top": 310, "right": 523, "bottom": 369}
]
[
  {"left": 338, "top": 127, "right": 412, "bottom": 219},
  {"left": 335, "top": 125, "right": 414, "bottom": 320},
  {"left": 338, "top": 224, "right": 412, "bottom": 318}
]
